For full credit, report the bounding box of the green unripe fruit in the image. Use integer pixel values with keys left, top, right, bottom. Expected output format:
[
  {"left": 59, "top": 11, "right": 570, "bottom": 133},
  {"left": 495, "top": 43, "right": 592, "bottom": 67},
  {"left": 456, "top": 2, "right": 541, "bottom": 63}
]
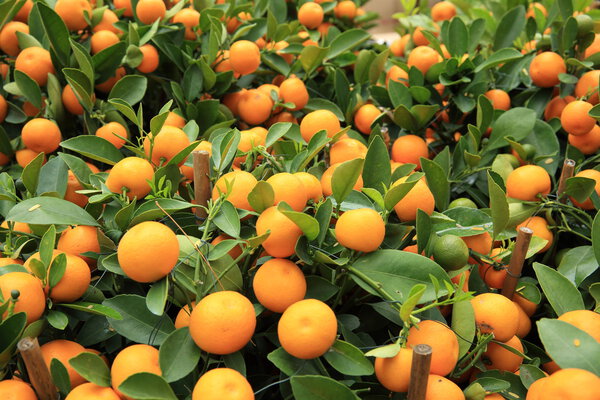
[
  {"left": 432, "top": 235, "right": 470, "bottom": 271},
  {"left": 576, "top": 14, "right": 594, "bottom": 38},
  {"left": 448, "top": 198, "right": 478, "bottom": 209}
]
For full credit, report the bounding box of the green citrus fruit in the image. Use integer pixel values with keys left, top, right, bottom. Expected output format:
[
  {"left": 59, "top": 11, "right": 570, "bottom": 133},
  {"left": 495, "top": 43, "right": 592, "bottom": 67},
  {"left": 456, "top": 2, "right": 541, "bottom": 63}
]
[
  {"left": 576, "top": 14, "right": 594, "bottom": 37},
  {"left": 449, "top": 198, "right": 477, "bottom": 209},
  {"left": 432, "top": 235, "right": 469, "bottom": 271}
]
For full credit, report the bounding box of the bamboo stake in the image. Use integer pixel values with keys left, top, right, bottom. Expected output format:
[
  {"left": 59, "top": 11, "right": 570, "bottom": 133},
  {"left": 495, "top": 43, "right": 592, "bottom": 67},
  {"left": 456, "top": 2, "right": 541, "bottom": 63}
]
[
  {"left": 501, "top": 227, "right": 533, "bottom": 300},
  {"left": 407, "top": 344, "right": 432, "bottom": 400},
  {"left": 17, "top": 337, "right": 57, "bottom": 400},
  {"left": 192, "top": 151, "right": 211, "bottom": 220},
  {"left": 557, "top": 159, "right": 576, "bottom": 203}
]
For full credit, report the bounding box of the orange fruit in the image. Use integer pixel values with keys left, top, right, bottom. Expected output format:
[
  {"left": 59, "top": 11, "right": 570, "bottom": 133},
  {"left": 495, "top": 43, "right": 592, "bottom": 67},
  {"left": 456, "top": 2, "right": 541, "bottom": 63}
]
[
  {"left": 431, "top": 1, "right": 456, "bottom": 21},
  {"left": 527, "top": 376, "right": 550, "bottom": 400},
  {"left": 266, "top": 172, "right": 307, "bottom": 212},
  {"left": 174, "top": 301, "right": 195, "bottom": 329},
  {"left": 252, "top": 258, "right": 306, "bottom": 313},
  {"left": 485, "top": 393, "right": 504, "bottom": 400},
  {"left": 569, "top": 169, "right": 600, "bottom": 209},
  {"left": 561, "top": 100, "right": 596, "bottom": 136},
  {"left": 55, "top": 0, "right": 92, "bottom": 31},
  {"left": 506, "top": 165, "right": 551, "bottom": 201},
  {"left": 354, "top": 104, "right": 381, "bottom": 134},
  {"left": 526, "top": 2, "right": 547, "bottom": 18},
  {"left": 173, "top": 8, "right": 200, "bottom": 40},
  {"left": 298, "top": 2, "right": 324, "bottom": 29},
  {"left": 0, "top": 272, "right": 45, "bottom": 324},
  {"left": 65, "top": 170, "right": 89, "bottom": 207},
  {"left": 277, "top": 298, "right": 337, "bottom": 359},
  {"left": 15, "top": 149, "right": 44, "bottom": 168},
  {"left": 544, "top": 95, "right": 575, "bottom": 121},
  {"left": 57, "top": 225, "right": 100, "bottom": 267},
  {"left": 0, "top": 257, "right": 24, "bottom": 266},
  {"left": 424, "top": 375, "right": 465, "bottom": 400},
  {"left": 484, "top": 89, "right": 511, "bottom": 111},
  {"left": 211, "top": 234, "right": 242, "bottom": 260},
  {"left": 189, "top": 291, "right": 256, "bottom": 355},
  {"left": 136, "top": 0, "right": 166, "bottom": 24},
  {"left": 536, "top": 368, "right": 600, "bottom": 400},
  {"left": 111, "top": 344, "right": 161, "bottom": 399},
  {"left": 330, "top": 138, "right": 367, "bottom": 164},
  {"left": 517, "top": 216, "right": 553, "bottom": 253},
  {"left": 35, "top": 252, "right": 91, "bottom": 303},
  {"left": 114, "top": 0, "right": 133, "bottom": 17},
  {"left": 569, "top": 124, "right": 600, "bottom": 154},
  {"left": 0, "top": 94, "right": 7, "bottom": 123},
  {"left": 65, "top": 382, "right": 120, "bottom": 400},
  {"left": 14, "top": 0, "right": 33, "bottom": 22},
  {"left": 392, "top": 176, "right": 435, "bottom": 222},
  {"left": 15, "top": 46, "right": 55, "bottom": 86},
  {"left": 335, "top": 208, "right": 385, "bottom": 253},
  {"left": 300, "top": 110, "right": 341, "bottom": 142},
  {"left": 575, "top": 70, "right": 600, "bottom": 104},
  {"left": 0, "top": 220, "right": 31, "bottom": 234},
  {"left": 237, "top": 89, "right": 273, "bottom": 125},
  {"left": 483, "top": 335, "right": 524, "bottom": 372},
  {"left": 320, "top": 162, "right": 364, "bottom": 197},
  {"left": 40, "top": 339, "right": 87, "bottom": 388},
  {"left": 294, "top": 172, "right": 323, "bottom": 202},
  {"left": 232, "top": 129, "right": 262, "bottom": 167},
  {"left": 229, "top": 40, "right": 261, "bottom": 76},
  {"left": 529, "top": 52, "right": 566, "bottom": 88},
  {"left": 93, "top": 9, "right": 121, "bottom": 34},
  {"left": 279, "top": 77, "right": 309, "bottom": 111},
  {"left": 62, "top": 84, "right": 91, "bottom": 115},
  {"left": 117, "top": 221, "right": 179, "bottom": 283},
  {"left": 478, "top": 248, "right": 507, "bottom": 289},
  {"left": 386, "top": 65, "right": 409, "bottom": 88},
  {"left": 407, "top": 46, "right": 441, "bottom": 75},
  {"left": 0, "top": 21, "right": 29, "bottom": 57},
  {"left": 21, "top": 118, "right": 62, "bottom": 154},
  {"left": 106, "top": 157, "right": 154, "bottom": 200},
  {"left": 390, "top": 34, "right": 410, "bottom": 57},
  {"left": 212, "top": 170, "right": 257, "bottom": 211},
  {"left": 406, "top": 320, "right": 459, "bottom": 376},
  {"left": 334, "top": 0, "right": 357, "bottom": 19},
  {"left": 256, "top": 206, "right": 303, "bottom": 258},
  {"left": 96, "top": 121, "right": 128, "bottom": 149},
  {"left": 413, "top": 26, "right": 439, "bottom": 47},
  {"left": 391, "top": 135, "right": 429, "bottom": 169},
  {"left": 192, "top": 368, "right": 254, "bottom": 400},
  {"left": 514, "top": 293, "right": 537, "bottom": 317},
  {"left": 143, "top": 125, "right": 190, "bottom": 166},
  {"left": 462, "top": 232, "right": 493, "bottom": 263},
  {"left": 471, "top": 293, "right": 519, "bottom": 342},
  {"left": 95, "top": 66, "right": 126, "bottom": 93},
  {"left": 137, "top": 44, "right": 160, "bottom": 74},
  {"left": 585, "top": 34, "right": 600, "bottom": 58},
  {"left": 164, "top": 111, "right": 186, "bottom": 128},
  {"left": 90, "top": 30, "right": 120, "bottom": 54},
  {"left": 515, "top": 301, "right": 532, "bottom": 338},
  {"left": 557, "top": 309, "right": 600, "bottom": 342},
  {"left": 374, "top": 347, "right": 413, "bottom": 392},
  {"left": 0, "top": 380, "right": 37, "bottom": 400}
]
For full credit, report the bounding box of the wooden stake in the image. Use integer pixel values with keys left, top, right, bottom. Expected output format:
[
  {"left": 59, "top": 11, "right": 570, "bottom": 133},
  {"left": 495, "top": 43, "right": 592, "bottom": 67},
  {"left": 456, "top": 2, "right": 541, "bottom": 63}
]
[
  {"left": 17, "top": 337, "right": 57, "bottom": 400},
  {"left": 501, "top": 227, "right": 533, "bottom": 300},
  {"left": 407, "top": 344, "right": 432, "bottom": 400},
  {"left": 193, "top": 151, "right": 211, "bottom": 221},
  {"left": 557, "top": 159, "right": 576, "bottom": 203}
]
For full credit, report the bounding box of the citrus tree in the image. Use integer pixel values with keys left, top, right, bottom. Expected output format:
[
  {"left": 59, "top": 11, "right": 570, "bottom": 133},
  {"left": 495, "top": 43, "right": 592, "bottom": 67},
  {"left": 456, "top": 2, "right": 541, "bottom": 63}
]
[{"left": 0, "top": 0, "right": 599, "bottom": 399}]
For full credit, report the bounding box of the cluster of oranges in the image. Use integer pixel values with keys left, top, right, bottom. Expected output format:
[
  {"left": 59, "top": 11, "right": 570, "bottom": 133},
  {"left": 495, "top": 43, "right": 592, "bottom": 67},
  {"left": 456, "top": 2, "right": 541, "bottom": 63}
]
[{"left": 0, "top": 0, "right": 599, "bottom": 399}]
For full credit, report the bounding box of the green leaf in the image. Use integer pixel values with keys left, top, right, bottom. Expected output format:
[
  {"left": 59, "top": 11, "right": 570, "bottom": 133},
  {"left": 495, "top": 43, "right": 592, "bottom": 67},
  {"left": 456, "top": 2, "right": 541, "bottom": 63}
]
[
  {"left": 267, "top": 347, "right": 320, "bottom": 376},
  {"left": 60, "top": 136, "right": 124, "bottom": 165},
  {"left": 21, "top": 151, "right": 45, "bottom": 194},
  {"left": 129, "top": 199, "right": 194, "bottom": 226},
  {"left": 159, "top": 327, "right": 202, "bottom": 383},
  {"left": 213, "top": 200, "right": 240, "bottom": 238},
  {"left": 350, "top": 250, "right": 451, "bottom": 303},
  {"left": 486, "top": 108, "right": 537, "bottom": 151},
  {"left": 332, "top": 158, "right": 364, "bottom": 204},
  {"left": 557, "top": 246, "right": 598, "bottom": 287},
  {"left": 452, "top": 299, "right": 476, "bottom": 359},
  {"left": 399, "top": 283, "right": 426, "bottom": 324},
  {"left": 323, "top": 340, "right": 374, "bottom": 376},
  {"left": 60, "top": 302, "right": 122, "bottom": 319},
  {"left": 304, "top": 98, "right": 345, "bottom": 122},
  {"left": 290, "top": 375, "right": 359, "bottom": 400},
  {"left": 48, "top": 253, "right": 67, "bottom": 289},
  {"left": 182, "top": 64, "right": 203, "bottom": 102},
  {"left": 247, "top": 181, "right": 274, "bottom": 214},
  {"left": 300, "top": 46, "right": 329, "bottom": 76},
  {"left": 487, "top": 171, "right": 509, "bottom": 240},
  {"left": 37, "top": 156, "right": 68, "bottom": 197},
  {"left": 474, "top": 48, "right": 524, "bottom": 73},
  {"left": 118, "top": 373, "right": 177, "bottom": 400},
  {"left": 421, "top": 158, "right": 449, "bottom": 211},
  {"left": 447, "top": 17, "right": 468, "bottom": 56},
  {"left": 383, "top": 173, "right": 423, "bottom": 211},
  {"left": 109, "top": 75, "right": 148, "bottom": 105},
  {"left": 315, "top": 198, "right": 333, "bottom": 246},
  {"left": 69, "top": 352, "right": 111, "bottom": 387},
  {"left": 36, "top": 2, "right": 71, "bottom": 66},
  {"left": 493, "top": 6, "right": 526, "bottom": 51},
  {"left": 46, "top": 310, "right": 68, "bottom": 330},
  {"left": 593, "top": 212, "right": 600, "bottom": 265},
  {"left": 363, "top": 136, "right": 391, "bottom": 193},
  {"left": 519, "top": 364, "right": 546, "bottom": 389},
  {"left": 6, "top": 197, "right": 99, "bottom": 226},
  {"left": 50, "top": 359, "right": 71, "bottom": 396},
  {"left": 70, "top": 39, "right": 95, "bottom": 84},
  {"left": 102, "top": 294, "right": 175, "bottom": 346},
  {"left": 146, "top": 278, "right": 168, "bottom": 316},
  {"left": 265, "top": 122, "right": 298, "bottom": 148},
  {"left": 0, "top": 312, "right": 27, "bottom": 366},
  {"left": 14, "top": 70, "right": 42, "bottom": 109},
  {"left": 533, "top": 262, "right": 584, "bottom": 316},
  {"left": 564, "top": 176, "right": 596, "bottom": 203},
  {"left": 327, "top": 29, "right": 370, "bottom": 60},
  {"left": 278, "top": 203, "right": 320, "bottom": 241},
  {"left": 364, "top": 342, "right": 401, "bottom": 358},
  {"left": 538, "top": 318, "right": 600, "bottom": 374}
]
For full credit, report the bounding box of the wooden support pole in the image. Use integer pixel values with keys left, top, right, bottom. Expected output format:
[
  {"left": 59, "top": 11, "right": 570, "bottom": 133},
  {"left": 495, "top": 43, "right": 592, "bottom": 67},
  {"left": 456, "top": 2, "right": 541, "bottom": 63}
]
[
  {"left": 17, "top": 337, "right": 57, "bottom": 400},
  {"left": 501, "top": 227, "right": 533, "bottom": 300},
  {"left": 193, "top": 151, "right": 211, "bottom": 221},
  {"left": 407, "top": 344, "right": 432, "bottom": 400},
  {"left": 557, "top": 159, "right": 576, "bottom": 203}
]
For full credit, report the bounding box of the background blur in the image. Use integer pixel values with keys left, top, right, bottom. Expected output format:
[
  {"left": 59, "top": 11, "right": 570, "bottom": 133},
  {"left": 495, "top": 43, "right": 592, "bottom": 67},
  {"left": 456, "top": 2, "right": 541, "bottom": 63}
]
[{"left": 364, "top": 0, "right": 404, "bottom": 43}]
